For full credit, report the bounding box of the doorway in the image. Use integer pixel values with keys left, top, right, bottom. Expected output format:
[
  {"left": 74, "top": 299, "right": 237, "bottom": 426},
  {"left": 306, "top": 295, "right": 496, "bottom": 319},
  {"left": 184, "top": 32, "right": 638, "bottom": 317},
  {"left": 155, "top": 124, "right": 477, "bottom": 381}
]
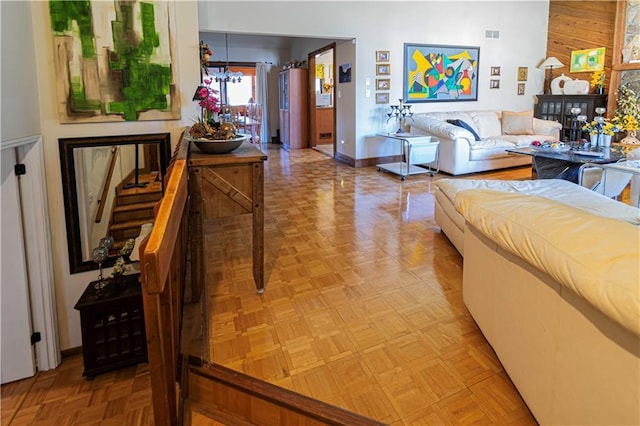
[{"left": 308, "top": 44, "right": 336, "bottom": 157}]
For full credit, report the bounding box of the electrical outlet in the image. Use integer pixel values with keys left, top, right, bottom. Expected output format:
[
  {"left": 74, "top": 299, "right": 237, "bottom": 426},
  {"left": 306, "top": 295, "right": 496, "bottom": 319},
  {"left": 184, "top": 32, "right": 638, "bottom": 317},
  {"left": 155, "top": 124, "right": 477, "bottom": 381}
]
[
  {"left": 365, "top": 89, "right": 371, "bottom": 98},
  {"left": 365, "top": 77, "right": 371, "bottom": 86}
]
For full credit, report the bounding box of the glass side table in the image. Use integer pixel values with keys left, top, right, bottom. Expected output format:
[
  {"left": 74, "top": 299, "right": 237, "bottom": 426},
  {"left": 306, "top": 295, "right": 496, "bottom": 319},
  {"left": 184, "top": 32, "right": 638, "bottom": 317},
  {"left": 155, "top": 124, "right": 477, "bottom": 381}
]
[{"left": 375, "top": 133, "right": 440, "bottom": 180}]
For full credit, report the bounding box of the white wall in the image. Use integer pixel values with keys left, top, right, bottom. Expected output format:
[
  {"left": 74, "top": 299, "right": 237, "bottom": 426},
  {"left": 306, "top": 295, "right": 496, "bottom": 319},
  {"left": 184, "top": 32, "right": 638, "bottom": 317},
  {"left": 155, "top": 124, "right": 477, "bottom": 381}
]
[
  {"left": 198, "top": 1, "right": 550, "bottom": 160},
  {"left": 29, "top": 1, "right": 201, "bottom": 350},
  {"left": 1, "top": 1, "right": 41, "bottom": 143}
]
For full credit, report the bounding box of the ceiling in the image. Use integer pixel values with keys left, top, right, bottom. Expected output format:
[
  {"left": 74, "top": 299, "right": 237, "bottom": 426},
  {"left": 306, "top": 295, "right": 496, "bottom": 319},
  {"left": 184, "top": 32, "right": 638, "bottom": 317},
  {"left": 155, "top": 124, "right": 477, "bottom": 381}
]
[
  {"left": 201, "top": 32, "right": 300, "bottom": 50},
  {"left": 200, "top": 31, "right": 342, "bottom": 51}
]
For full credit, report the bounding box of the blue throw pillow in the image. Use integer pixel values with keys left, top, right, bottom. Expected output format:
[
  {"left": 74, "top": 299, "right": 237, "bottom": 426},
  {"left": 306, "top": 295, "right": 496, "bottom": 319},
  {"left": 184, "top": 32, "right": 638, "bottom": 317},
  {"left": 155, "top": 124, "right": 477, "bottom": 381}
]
[{"left": 446, "top": 119, "right": 481, "bottom": 141}]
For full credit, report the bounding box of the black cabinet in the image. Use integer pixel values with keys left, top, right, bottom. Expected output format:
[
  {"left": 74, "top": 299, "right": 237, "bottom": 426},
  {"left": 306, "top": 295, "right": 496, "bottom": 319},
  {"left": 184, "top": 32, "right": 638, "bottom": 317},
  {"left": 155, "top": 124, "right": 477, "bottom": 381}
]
[
  {"left": 74, "top": 273, "right": 147, "bottom": 379},
  {"left": 534, "top": 94, "right": 607, "bottom": 141}
]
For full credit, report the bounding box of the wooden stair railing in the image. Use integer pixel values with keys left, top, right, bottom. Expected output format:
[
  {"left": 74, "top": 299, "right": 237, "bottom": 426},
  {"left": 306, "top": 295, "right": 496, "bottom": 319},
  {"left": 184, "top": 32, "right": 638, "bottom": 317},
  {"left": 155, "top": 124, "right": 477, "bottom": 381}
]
[
  {"left": 139, "top": 133, "right": 385, "bottom": 425},
  {"left": 139, "top": 139, "right": 190, "bottom": 426},
  {"left": 95, "top": 146, "right": 119, "bottom": 224},
  {"left": 185, "top": 358, "right": 386, "bottom": 426}
]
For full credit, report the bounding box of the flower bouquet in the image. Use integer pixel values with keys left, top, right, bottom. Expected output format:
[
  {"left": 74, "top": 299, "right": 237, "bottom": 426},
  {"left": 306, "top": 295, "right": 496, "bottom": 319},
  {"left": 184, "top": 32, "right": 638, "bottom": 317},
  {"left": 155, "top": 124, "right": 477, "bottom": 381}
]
[
  {"left": 188, "top": 78, "right": 247, "bottom": 153},
  {"left": 613, "top": 85, "right": 640, "bottom": 145},
  {"left": 582, "top": 118, "right": 620, "bottom": 136},
  {"left": 590, "top": 71, "right": 605, "bottom": 94}
]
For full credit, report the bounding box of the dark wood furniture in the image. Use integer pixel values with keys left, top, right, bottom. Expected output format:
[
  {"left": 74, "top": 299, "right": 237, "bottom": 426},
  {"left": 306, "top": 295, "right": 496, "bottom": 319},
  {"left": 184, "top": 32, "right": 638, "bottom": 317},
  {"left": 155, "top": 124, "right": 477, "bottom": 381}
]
[
  {"left": 188, "top": 140, "right": 267, "bottom": 294},
  {"left": 74, "top": 273, "right": 147, "bottom": 379},
  {"left": 506, "top": 146, "right": 627, "bottom": 183},
  {"left": 534, "top": 94, "right": 607, "bottom": 141},
  {"left": 279, "top": 68, "right": 308, "bottom": 150}
]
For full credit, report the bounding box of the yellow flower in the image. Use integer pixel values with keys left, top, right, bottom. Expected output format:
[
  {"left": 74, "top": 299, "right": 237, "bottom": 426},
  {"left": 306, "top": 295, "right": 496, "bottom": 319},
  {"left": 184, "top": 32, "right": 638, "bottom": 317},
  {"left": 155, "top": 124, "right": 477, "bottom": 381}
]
[
  {"left": 623, "top": 114, "right": 638, "bottom": 131},
  {"left": 614, "top": 86, "right": 640, "bottom": 131},
  {"left": 590, "top": 71, "right": 605, "bottom": 88}
]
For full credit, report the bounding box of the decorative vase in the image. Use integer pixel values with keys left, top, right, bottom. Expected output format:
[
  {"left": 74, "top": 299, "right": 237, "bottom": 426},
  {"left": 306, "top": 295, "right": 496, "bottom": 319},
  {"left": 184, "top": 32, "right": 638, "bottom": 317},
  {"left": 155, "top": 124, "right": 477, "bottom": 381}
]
[
  {"left": 589, "top": 134, "right": 600, "bottom": 148},
  {"left": 601, "top": 134, "right": 612, "bottom": 147},
  {"left": 621, "top": 130, "right": 640, "bottom": 145}
]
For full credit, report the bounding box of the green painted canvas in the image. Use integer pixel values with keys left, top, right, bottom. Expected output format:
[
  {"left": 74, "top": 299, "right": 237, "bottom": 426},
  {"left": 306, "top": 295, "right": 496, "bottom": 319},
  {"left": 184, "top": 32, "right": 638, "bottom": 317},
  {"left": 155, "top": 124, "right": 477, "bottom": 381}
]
[{"left": 49, "top": 0, "right": 180, "bottom": 122}]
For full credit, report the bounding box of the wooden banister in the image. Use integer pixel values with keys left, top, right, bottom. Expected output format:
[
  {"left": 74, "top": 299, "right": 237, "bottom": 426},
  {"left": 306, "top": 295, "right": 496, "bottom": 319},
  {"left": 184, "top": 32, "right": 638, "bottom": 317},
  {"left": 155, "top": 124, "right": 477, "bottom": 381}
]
[
  {"left": 94, "top": 146, "right": 119, "bottom": 223},
  {"left": 139, "top": 136, "right": 190, "bottom": 425}
]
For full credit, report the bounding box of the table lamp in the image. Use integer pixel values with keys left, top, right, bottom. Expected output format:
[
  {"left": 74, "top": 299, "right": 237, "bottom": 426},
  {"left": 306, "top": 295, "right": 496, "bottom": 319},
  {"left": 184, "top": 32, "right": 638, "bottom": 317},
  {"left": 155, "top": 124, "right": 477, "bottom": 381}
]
[{"left": 538, "top": 57, "right": 564, "bottom": 94}]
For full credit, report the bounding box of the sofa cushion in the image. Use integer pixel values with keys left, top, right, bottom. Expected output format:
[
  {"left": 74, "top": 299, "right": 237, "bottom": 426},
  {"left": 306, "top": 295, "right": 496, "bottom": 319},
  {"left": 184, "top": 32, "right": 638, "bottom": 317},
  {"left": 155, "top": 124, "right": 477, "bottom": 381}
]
[
  {"left": 468, "top": 111, "right": 502, "bottom": 138},
  {"left": 437, "top": 178, "right": 640, "bottom": 225},
  {"left": 502, "top": 110, "right": 534, "bottom": 135},
  {"left": 446, "top": 119, "right": 481, "bottom": 141},
  {"left": 499, "top": 134, "right": 553, "bottom": 147}
]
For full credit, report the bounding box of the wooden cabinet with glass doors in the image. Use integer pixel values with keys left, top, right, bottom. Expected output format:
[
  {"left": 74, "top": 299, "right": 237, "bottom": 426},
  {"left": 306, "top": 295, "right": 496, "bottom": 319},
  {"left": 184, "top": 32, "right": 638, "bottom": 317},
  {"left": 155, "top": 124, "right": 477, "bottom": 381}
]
[{"left": 279, "top": 68, "right": 308, "bottom": 150}]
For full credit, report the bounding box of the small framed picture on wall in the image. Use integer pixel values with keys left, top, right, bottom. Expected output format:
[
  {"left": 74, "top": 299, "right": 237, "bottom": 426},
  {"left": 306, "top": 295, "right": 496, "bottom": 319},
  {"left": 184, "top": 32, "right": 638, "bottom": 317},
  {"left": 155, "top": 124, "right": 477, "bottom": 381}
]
[
  {"left": 376, "top": 64, "right": 390, "bottom": 75},
  {"left": 517, "top": 83, "right": 525, "bottom": 95},
  {"left": 376, "top": 92, "right": 390, "bottom": 104},
  {"left": 490, "top": 79, "right": 500, "bottom": 89},
  {"left": 517, "top": 67, "right": 528, "bottom": 81},
  {"left": 376, "top": 51, "right": 390, "bottom": 62},
  {"left": 376, "top": 79, "right": 390, "bottom": 90},
  {"left": 491, "top": 66, "right": 501, "bottom": 76}
]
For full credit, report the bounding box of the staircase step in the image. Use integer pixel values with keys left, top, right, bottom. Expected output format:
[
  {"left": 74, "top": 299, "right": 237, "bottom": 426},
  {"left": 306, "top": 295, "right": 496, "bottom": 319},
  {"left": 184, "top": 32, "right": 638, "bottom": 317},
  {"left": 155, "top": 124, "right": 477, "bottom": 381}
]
[
  {"left": 116, "top": 180, "right": 163, "bottom": 206},
  {"left": 116, "top": 191, "right": 162, "bottom": 206},
  {"left": 114, "top": 200, "right": 158, "bottom": 213},
  {"left": 112, "top": 201, "right": 157, "bottom": 223},
  {"left": 109, "top": 218, "right": 153, "bottom": 241},
  {"left": 110, "top": 217, "right": 154, "bottom": 231}
]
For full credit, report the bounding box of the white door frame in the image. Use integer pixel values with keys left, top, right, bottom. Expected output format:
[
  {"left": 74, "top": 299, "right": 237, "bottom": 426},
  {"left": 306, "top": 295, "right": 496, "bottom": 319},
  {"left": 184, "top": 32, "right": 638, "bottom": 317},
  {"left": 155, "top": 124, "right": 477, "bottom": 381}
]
[{"left": 2, "top": 135, "right": 60, "bottom": 373}]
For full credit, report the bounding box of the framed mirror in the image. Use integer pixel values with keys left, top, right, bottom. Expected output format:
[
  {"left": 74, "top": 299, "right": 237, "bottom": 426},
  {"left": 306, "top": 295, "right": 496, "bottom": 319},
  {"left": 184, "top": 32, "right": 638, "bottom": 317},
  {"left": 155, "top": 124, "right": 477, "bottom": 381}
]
[{"left": 59, "top": 133, "right": 171, "bottom": 273}]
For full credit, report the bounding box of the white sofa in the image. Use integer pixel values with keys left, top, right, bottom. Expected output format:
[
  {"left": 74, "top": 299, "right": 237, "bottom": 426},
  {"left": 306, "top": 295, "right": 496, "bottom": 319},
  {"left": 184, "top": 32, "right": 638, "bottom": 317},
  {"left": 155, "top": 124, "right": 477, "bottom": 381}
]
[
  {"left": 434, "top": 178, "right": 640, "bottom": 255},
  {"left": 454, "top": 189, "right": 640, "bottom": 425},
  {"left": 409, "top": 110, "right": 562, "bottom": 175}
]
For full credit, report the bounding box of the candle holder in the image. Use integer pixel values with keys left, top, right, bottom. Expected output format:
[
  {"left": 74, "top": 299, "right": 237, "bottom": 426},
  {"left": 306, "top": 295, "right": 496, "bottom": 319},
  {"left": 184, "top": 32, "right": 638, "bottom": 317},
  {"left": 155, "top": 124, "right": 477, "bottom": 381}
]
[
  {"left": 593, "top": 107, "right": 606, "bottom": 150},
  {"left": 570, "top": 107, "right": 582, "bottom": 142},
  {"left": 594, "top": 116, "right": 606, "bottom": 150},
  {"left": 576, "top": 114, "right": 588, "bottom": 146},
  {"left": 386, "top": 99, "right": 414, "bottom": 134}
]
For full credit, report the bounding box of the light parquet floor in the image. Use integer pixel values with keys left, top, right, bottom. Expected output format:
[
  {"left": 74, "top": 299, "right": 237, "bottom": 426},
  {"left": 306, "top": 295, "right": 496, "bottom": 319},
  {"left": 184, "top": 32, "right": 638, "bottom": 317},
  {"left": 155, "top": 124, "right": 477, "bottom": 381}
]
[
  {"left": 203, "top": 145, "right": 536, "bottom": 425},
  {"left": 2, "top": 145, "right": 535, "bottom": 425},
  {"left": 1, "top": 355, "right": 153, "bottom": 425}
]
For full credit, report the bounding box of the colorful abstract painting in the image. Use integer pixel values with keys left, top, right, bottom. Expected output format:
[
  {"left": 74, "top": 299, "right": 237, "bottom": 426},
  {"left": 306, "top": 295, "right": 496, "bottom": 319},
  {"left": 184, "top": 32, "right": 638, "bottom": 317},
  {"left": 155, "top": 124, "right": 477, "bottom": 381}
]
[
  {"left": 403, "top": 44, "right": 479, "bottom": 103},
  {"left": 49, "top": 0, "right": 180, "bottom": 123},
  {"left": 570, "top": 47, "right": 605, "bottom": 73}
]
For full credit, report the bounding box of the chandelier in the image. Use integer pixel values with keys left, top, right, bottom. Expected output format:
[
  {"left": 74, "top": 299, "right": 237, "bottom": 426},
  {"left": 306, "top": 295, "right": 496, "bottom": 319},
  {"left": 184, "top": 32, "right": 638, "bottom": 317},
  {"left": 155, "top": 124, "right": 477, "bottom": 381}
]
[{"left": 212, "top": 33, "right": 243, "bottom": 83}]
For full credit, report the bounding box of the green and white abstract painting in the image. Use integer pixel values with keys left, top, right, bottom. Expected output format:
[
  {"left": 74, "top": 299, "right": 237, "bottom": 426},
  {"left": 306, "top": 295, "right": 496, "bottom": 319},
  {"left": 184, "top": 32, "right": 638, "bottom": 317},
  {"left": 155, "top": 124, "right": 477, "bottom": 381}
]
[{"left": 49, "top": 0, "right": 180, "bottom": 122}]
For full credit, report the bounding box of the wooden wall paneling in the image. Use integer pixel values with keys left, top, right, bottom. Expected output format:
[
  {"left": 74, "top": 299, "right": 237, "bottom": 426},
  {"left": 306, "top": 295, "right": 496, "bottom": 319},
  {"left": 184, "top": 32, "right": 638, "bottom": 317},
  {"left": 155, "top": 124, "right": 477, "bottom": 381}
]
[
  {"left": 546, "top": 1, "right": 617, "bottom": 96},
  {"left": 608, "top": 1, "right": 640, "bottom": 113}
]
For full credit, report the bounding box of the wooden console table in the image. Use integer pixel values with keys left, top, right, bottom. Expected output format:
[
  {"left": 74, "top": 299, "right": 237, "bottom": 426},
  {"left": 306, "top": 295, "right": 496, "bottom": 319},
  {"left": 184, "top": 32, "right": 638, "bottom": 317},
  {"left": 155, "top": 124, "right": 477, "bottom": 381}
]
[{"left": 188, "top": 140, "right": 268, "bottom": 294}]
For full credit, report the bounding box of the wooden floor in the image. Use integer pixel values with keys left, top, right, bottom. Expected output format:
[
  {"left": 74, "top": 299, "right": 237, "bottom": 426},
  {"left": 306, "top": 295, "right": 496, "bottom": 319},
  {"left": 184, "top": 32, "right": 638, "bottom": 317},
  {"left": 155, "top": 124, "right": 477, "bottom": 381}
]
[{"left": 2, "top": 145, "right": 536, "bottom": 425}]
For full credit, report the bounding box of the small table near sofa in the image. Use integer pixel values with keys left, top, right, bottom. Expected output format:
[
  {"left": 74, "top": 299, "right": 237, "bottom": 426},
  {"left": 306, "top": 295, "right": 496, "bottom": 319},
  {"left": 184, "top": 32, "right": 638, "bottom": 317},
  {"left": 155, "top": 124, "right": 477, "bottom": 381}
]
[
  {"left": 506, "top": 145, "right": 628, "bottom": 183},
  {"left": 375, "top": 133, "right": 439, "bottom": 180}
]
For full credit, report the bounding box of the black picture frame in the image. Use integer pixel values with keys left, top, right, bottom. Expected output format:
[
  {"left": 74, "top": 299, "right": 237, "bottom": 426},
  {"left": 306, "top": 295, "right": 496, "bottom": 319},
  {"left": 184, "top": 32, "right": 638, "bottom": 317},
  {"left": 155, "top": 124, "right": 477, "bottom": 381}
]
[{"left": 59, "top": 133, "right": 171, "bottom": 273}]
